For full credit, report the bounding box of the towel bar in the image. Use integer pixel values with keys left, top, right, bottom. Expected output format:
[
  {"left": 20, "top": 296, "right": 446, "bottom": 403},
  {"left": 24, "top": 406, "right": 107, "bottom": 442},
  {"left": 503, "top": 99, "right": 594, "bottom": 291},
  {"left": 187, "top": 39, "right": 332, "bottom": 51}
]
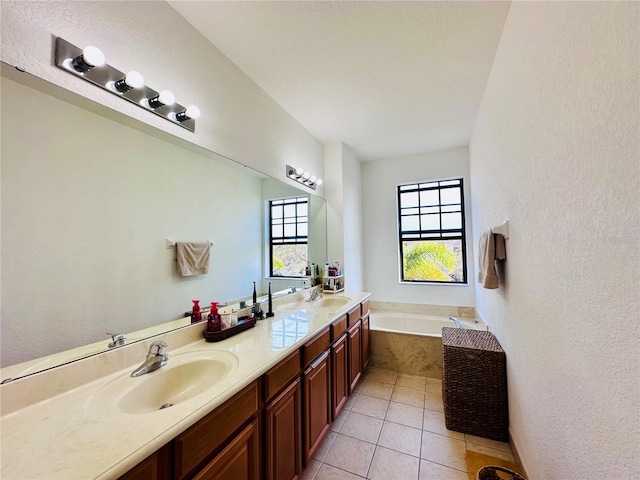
[
  {"left": 491, "top": 220, "right": 509, "bottom": 239},
  {"left": 166, "top": 239, "right": 214, "bottom": 249}
]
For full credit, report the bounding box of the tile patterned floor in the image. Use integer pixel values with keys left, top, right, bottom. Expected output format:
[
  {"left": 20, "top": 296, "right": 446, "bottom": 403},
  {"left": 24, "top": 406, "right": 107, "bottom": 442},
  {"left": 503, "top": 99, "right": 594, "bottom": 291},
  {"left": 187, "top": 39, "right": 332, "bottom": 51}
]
[{"left": 301, "top": 367, "right": 515, "bottom": 480}]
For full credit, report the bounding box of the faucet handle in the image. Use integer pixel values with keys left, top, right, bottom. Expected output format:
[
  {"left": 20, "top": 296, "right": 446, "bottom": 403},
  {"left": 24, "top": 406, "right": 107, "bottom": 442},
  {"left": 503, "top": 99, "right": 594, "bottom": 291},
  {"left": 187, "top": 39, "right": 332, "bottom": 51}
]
[{"left": 148, "top": 340, "right": 167, "bottom": 355}]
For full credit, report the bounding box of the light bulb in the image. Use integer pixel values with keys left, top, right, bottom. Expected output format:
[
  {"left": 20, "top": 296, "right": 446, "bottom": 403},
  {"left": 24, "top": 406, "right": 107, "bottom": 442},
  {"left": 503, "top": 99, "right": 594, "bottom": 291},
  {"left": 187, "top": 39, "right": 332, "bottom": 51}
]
[
  {"left": 114, "top": 71, "right": 144, "bottom": 93},
  {"left": 309, "top": 176, "right": 317, "bottom": 183},
  {"left": 302, "top": 172, "right": 311, "bottom": 180},
  {"left": 316, "top": 178, "right": 323, "bottom": 186},
  {"left": 71, "top": 46, "right": 105, "bottom": 73},
  {"left": 147, "top": 90, "right": 175, "bottom": 108},
  {"left": 295, "top": 167, "right": 304, "bottom": 176},
  {"left": 176, "top": 105, "right": 201, "bottom": 122}
]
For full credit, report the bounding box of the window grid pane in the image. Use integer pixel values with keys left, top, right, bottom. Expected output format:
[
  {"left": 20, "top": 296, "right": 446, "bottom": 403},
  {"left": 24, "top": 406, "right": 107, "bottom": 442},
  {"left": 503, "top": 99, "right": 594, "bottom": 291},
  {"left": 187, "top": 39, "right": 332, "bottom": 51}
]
[{"left": 269, "top": 197, "right": 309, "bottom": 277}]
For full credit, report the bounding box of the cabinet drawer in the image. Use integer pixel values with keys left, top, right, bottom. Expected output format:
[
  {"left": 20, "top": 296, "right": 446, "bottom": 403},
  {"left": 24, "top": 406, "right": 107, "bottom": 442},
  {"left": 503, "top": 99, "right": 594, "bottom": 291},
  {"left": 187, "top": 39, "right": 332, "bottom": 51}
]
[
  {"left": 303, "top": 328, "right": 330, "bottom": 368},
  {"left": 347, "top": 305, "right": 361, "bottom": 327},
  {"left": 330, "top": 315, "right": 347, "bottom": 342},
  {"left": 264, "top": 350, "right": 301, "bottom": 403},
  {"left": 361, "top": 300, "right": 370, "bottom": 316},
  {"left": 174, "top": 381, "right": 259, "bottom": 480}
]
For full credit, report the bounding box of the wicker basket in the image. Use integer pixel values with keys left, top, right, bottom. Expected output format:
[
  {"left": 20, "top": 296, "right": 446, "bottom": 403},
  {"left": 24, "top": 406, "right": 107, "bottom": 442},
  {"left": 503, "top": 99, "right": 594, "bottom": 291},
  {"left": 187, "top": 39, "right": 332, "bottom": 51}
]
[
  {"left": 442, "top": 327, "right": 508, "bottom": 441},
  {"left": 477, "top": 465, "right": 526, "bottom": 480}
]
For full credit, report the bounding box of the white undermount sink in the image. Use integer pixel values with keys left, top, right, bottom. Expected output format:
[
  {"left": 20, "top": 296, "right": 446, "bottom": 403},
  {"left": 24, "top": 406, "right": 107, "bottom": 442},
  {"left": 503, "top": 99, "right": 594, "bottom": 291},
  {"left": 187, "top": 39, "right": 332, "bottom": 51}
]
[
  {"left": 309, "top": 297, "right": 351, "bottom": 309},
  {"left": 87, "top": 350, "right": 239, "bottom": 414}
]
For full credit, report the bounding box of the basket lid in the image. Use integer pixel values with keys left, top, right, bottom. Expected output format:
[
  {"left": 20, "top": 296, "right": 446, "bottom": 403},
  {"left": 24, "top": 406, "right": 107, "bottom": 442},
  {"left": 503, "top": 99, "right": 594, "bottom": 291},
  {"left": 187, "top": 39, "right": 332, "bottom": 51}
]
[{"left": 442, "top": 327, "right": 504, "bottom": 352}]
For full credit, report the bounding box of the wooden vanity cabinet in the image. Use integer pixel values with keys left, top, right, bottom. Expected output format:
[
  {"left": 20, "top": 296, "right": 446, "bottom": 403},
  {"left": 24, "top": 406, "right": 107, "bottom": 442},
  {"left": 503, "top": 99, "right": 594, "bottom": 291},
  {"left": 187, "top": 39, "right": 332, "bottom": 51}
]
[
  {"left": 174, "top": 381, "right": 259, "bottom": 480},
  {"left": 302, "top": 328, "right": 332, "bottom": 463},
  {"left": 330, "top": 314, "right": 348, "bottom": 419},
  {"left": 264, "top": 351, "right": 303, "bottom": 480},
  {"left": 119, "top": 445, "right": 171, "bottom": 480},
  {"left": 361, "top": 312, "right": 370, "bottom": 371},
  {"left": 347, "top": 320, "right": 362, "bottom": 393}
]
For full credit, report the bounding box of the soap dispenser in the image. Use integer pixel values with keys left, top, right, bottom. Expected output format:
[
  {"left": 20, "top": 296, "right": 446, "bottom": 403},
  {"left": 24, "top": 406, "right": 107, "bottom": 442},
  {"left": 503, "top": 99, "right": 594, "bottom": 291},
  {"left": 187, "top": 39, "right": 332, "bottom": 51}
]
[
  {"left": 191, "top": 300, "right": 202, "bottom": 323},
  {"left": 207, "top": 302, "right": 221, "bottom": 332}
]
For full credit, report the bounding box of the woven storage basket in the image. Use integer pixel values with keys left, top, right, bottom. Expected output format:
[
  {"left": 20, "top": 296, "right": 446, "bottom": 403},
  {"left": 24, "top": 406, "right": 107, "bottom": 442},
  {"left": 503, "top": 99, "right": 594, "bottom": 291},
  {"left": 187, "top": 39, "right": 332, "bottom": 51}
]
[
  {"left": 442, "top": 327, "right": 508, "bottom": 441},
  {"left": 477, "top": 465, "right": 526, "bottom": 480}
]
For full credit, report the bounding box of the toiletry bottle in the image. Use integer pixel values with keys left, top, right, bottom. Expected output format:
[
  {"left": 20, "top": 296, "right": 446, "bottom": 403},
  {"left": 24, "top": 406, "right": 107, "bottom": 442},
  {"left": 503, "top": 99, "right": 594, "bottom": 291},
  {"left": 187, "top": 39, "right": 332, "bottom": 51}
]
[
  {"left": 325, "top": 262, "right": 330, "bottom": 277},
  {"left": 305, "top": 263, "right": 311, "bottom": 276},
  {"left": 208, "top": 302, "right": 221, "bottom": 332},
  {"left": 191, "top": 300, "right": 202, "bottom": 323},
  {"left": 253, "top": 282, "right": 257, "bottom": 305}
]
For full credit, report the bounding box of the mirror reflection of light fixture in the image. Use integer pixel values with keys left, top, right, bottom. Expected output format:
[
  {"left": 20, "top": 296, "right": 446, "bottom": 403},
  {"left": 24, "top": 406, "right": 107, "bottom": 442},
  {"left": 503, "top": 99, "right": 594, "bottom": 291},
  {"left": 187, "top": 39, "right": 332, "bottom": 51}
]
[
  {"left": 286, "top": 165, "right": 322, "bottom": 190},
  {"left": 176, "top": 105, "right": 201, "bottom": 122},
  {"left": 113, "top": 71, "right": 144, "bottom": 93},
  {"left": 147, "top": 90, "right": 175, "bottom": 108},
  {"left": 71, "top": 46, "right": 105, "bottom": 73},
  {"left": 54, "top": 37, "right": 200, "bottom": 132}
]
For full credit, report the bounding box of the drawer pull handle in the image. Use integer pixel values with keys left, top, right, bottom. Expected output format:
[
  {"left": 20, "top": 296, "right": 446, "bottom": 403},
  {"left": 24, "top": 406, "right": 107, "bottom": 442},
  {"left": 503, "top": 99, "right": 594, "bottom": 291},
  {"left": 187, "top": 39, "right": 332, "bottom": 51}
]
[{"left": 310, "top": 351, "right": 329, "bottom": 369}]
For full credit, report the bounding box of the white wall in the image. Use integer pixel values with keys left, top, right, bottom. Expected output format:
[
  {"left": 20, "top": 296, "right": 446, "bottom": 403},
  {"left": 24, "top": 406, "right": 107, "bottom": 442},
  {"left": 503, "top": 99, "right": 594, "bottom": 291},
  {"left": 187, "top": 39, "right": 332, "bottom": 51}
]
[
  {"left": 469, "top": 2, "right": 639, "bottom": 478},
  {"left": 324, "top": 142, "right": 364, "bottom": 291},
  {"left": 1, "top": 77, "right": 263, "bottom": 366},
  {"left": 362, "top": 147, "right": 475, "bottom": 306},
  {"left": 0, "top": 1, "right": 324, "bottom": 189}
]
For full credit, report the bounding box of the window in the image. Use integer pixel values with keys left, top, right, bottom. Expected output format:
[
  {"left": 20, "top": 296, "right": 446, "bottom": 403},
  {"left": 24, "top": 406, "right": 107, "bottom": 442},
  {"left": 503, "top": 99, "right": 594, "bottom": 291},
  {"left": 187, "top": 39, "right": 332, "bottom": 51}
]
[
  {"left": 397, "top": 178, "right": 467, "bottom": 283},
  {"left": 269, "top": 196, "right": 308, "bottom": 277}
]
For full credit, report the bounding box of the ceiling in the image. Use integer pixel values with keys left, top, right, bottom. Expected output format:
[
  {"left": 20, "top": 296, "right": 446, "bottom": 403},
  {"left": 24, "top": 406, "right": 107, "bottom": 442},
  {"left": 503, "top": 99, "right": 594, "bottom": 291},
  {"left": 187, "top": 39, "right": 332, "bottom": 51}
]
[{"left": 169, "top": 1, "right": 510, "bottom": 162}]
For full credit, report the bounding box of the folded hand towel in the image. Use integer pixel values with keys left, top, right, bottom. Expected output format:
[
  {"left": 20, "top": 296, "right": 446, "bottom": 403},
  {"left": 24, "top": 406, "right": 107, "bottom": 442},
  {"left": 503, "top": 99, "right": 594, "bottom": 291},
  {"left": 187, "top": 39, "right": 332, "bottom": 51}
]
[
  {"left": 478, "top": 230, "right": 506, "bottom": 289},
  {"left": 176, "top": 242, "right": 210, "bottom": 277}
]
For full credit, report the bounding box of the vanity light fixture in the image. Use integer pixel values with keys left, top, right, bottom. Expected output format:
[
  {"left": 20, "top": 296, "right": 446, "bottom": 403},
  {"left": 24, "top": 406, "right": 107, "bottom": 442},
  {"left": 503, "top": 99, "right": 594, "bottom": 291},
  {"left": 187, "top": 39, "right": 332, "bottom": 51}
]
[
  {"left": 70, "top": 46, "right": 105, "bottom": 73},
  {"left": 113, "top": 71, "right": 144, "bottom": 93},
  {"left": 176, "top": 105, "right": 201, "bottom": 122},
  {"left": 54, "top": 37, "right": 199, "bottom": 132},
  {"left": 286, "top": 165, "right": 322, "bottom": 190}
]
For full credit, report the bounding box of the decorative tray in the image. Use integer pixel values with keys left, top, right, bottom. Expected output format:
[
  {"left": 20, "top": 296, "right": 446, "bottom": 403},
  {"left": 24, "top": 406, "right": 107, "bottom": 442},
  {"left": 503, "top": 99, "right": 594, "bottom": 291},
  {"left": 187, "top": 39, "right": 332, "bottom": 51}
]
[{"left": 203, "top": 316, "right": 257, "bottom": 342}]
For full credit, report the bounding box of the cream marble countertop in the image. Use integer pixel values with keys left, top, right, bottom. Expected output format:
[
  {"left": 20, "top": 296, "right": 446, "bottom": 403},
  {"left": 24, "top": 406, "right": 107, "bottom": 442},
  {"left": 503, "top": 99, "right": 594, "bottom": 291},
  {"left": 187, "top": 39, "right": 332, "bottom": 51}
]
[{"left": 0, "top": 291, "right": 370, "bottom": 480}]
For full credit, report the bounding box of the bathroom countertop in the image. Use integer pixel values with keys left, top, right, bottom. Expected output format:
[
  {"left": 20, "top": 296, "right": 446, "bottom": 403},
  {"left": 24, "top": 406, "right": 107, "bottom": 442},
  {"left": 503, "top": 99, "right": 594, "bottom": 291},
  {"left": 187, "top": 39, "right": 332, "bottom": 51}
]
[{"left": 0, "top": 291, "right": 370, "bottom": 480}]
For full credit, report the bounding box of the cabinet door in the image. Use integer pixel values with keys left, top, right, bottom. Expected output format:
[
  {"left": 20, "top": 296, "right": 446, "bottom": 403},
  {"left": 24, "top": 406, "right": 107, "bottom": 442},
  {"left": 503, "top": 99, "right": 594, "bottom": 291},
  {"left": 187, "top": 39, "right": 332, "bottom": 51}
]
[
  {"left": 348, "top": 320, "right": 362, "bottom": 393},
  {"left": 265, "top": 378, "right": 303, "bottom": 480},
  {"left": 331, "top": 333, "right": 348, "bottom": 419},
  {"left": 303, "top": 350, "right": 331, "bottom": 463},
  {"left": 361, "top": 313, "right": 370, "bottom": 371},
  {"left": 193, "top": 419, "right": 259, "bottom": 480},
  {"left": 119, "top": 447, "right": 171, "bottom": 480}
]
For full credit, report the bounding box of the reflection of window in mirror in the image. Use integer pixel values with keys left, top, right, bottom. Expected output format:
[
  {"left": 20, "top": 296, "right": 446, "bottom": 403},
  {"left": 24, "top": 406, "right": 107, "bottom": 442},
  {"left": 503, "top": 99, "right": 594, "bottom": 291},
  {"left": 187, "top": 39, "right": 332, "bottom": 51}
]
[{"left": 269, "top": 196, "right": 308, "bottom": 277}]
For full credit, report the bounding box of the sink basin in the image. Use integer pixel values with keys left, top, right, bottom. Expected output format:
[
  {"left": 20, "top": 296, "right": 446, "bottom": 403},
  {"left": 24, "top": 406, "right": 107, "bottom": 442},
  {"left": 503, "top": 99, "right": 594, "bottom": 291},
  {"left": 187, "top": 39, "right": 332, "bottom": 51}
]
[
  {"left": 87, "top": 350, "right": 238, "bottom": 414},
  {"left": 310, "top": 297, "right": 351, "bottom": 309}
]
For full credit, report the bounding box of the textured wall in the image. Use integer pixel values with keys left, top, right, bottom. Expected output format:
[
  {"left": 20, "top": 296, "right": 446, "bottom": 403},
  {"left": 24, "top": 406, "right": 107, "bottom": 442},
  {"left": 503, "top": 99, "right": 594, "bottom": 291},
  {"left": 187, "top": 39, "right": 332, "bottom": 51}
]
[
  {"left": 0, "top": 1, "right": 323, "bottom": 189},
  {"left": 469, "top": 2, "right": 639, "bottom": 478},
  {"left": 1, "top": 77, "right": 263, "bottom": 366},
  {"left": 362, "top": 147, "right": 475, "bottom": 306}
]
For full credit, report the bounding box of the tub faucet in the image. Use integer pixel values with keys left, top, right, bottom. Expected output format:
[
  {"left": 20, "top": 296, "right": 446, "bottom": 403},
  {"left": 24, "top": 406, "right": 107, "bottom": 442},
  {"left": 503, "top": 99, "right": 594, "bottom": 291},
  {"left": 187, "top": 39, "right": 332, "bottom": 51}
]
[
  {"left": 307, "top": 286, "right": 322, "bottom": 302},
  {"left": 107, "top": 333, "right": 127, "bottom": 349},
  {"left": 131, "top": 341, "right": 169, "bottom": 377}
]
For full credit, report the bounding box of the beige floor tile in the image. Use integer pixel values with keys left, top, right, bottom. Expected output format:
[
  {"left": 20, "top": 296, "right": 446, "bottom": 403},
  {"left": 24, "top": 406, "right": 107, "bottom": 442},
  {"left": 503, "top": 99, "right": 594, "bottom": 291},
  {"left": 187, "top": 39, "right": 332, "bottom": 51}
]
[
  {"left": 352, "top": 380, "right": 364, "bottom": 394},
  {"left": 340, "top": 411, "right": 384, "bottom": 443},
  {"left": 426, "top": 378, "right": 442, "bottom": 394},
  {"left": 351, "top": 394, "right": 390, "bottom": 419},
  {"left": 312, "top": 430, "right": 337, "bottom": 462},
  {"left": 418, "top": 459, "right": 467, "bottom": 480},
  {"left": 300, "top": 459, "right": 322, "bottom": 480},
  {"left": 465, "top": 434, "right": 512, "bottom": 453},
  {"left": 385, "top": 401, "right": 424, "bottom": 429},
  {"left": 420, "top": 431, "right": 467, "bottom": 472},
  {"left": 368, "top": 446, "right": 420, "bottom": 480},
  {"left": 422, "top": 410, "right": 464, "bottom": 440},
  {"left": 367, "top": 369, "right": 398, "bottom": 385},
  {"left": 324, "top": 433, "right": 376, "bottom": 477},
  {"left": 391, "top": 385, "right": 425, "bottom": 408},
  {"left": 424, "top": 390, "right": 444, "bottom": 412},
  {"left": 315, "top": 463, "right": 364, "bottom": 480},
  {"left": 330, "top": 408, "right": 349, "bottom": 432},
  {"left": 361, "top": 380, "right": 394, "bottom": 400},
  {"left": 466, "top": 442, "right": 515, "bottom": 463},
  {"left": 396, "top": 374, "right": 427, "bottom": 391},
  {"left": 377, "top": 421, "right": 422, "bottom": 457},
  {"left": 344, "top": 392, "right": 359, "bottom": 411}
]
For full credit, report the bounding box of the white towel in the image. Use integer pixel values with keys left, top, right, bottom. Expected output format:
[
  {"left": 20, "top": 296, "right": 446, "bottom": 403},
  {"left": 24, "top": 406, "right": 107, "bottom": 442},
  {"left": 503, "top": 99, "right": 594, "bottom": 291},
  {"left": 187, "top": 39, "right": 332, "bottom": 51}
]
[
  {"left": 478, "top": 230, "right": 506, "bottom": 289},
  {"left": 176, "top": 242, "right": 210, "bottom": 277}
]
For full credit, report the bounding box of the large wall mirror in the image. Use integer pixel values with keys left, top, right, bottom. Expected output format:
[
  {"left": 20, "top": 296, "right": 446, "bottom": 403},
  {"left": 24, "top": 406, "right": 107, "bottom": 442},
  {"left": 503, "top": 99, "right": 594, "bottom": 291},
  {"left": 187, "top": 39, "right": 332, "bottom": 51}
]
[{"left": 0, "top": 64, "right": 327, "bottom": 382}]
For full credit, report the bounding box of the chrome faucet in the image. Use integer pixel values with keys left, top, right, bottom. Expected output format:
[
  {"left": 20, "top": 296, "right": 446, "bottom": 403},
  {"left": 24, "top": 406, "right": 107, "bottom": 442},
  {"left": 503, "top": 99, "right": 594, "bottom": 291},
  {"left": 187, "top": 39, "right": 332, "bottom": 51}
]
[
  {"left": 307, "top": 286, "right": 323, "bottom": 302},
  {"left": 131, "top": 341, "right": 169, "bottom": 377},
  {"left": 108, "top": 333, "right": 127, "bottom": 349}
]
